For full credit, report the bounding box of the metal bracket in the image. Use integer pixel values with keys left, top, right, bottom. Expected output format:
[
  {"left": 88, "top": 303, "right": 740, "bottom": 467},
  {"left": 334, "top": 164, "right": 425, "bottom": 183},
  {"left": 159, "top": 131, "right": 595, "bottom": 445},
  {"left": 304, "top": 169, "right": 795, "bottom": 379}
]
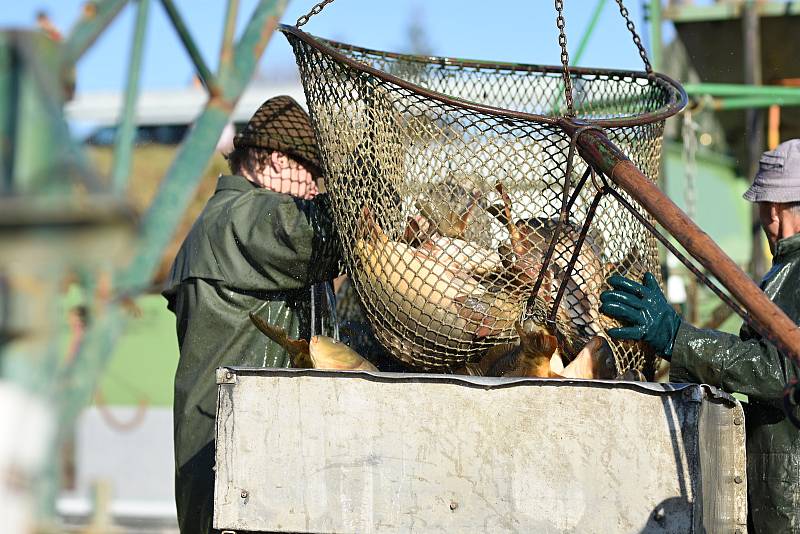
[{"left": 216, "top": 367, "right": 238, "bottom": 385}]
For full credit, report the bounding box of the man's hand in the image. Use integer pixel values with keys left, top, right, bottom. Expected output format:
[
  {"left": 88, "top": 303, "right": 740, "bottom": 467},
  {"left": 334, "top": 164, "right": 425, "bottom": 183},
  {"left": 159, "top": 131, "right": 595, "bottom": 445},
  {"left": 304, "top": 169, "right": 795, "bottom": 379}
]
[{"left": 599, "top": 272, "right": 681, "bottom": 358}]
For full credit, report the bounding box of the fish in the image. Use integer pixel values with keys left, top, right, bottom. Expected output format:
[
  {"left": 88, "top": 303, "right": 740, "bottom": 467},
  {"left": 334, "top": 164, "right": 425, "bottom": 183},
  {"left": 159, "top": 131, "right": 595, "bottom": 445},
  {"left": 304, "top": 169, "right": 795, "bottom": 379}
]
[
  {"left": 249, "top": 312, "right": 377, "bottom": 371},
  {"left": 417, "top": 235, "right": 503, "bottom": 276},
  {"left": 557, "top": 336, "right": 617, "bottom": 379},
  {"left": 309, "top": 335, "right": 378, "bottom": 371},
  {"left": 486, "top": 321, "right": 561, "bottom": 378},
  {"left": 490, "top": 182, "right": 607, "bottom": 357},
  {"left": 354, "top": 208, "right": 519, "bottom": 367},
  {"left": 415, "top": 179, "right": 486, "bottom": 240},
  {"left": 478, "top": 323, "right": 620, "bottom": 380}
]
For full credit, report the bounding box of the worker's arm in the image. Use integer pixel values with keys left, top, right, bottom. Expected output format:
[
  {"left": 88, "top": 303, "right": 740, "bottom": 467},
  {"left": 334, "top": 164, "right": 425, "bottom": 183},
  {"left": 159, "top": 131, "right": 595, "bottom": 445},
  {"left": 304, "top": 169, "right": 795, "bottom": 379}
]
[
  {"left": 227, "top": 189, "right": 342, "bottom": 290},
  {"left": 600, "top": 272, "right": 798, "bottom": 404},
  {"left": 669, "top": 322, "right": 798, "bottom": 404}
]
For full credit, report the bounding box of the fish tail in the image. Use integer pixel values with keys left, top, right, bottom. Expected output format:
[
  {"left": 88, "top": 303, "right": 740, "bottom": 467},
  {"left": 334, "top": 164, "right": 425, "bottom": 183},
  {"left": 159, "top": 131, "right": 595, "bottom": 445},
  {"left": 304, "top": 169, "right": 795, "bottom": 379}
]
[
  {"left": 249, "top": 312, "right": 310, "bottom": 367},
  {"left": 249, "top": 312, "right": 288, "bottom": 346}
]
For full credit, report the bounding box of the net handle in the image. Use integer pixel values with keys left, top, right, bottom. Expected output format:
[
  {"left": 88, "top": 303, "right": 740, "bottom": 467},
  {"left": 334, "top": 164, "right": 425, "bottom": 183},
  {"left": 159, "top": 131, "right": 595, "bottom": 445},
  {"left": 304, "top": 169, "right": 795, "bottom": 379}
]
[{"left": 556, "top": 0, "right": 654, "bottom": 115}]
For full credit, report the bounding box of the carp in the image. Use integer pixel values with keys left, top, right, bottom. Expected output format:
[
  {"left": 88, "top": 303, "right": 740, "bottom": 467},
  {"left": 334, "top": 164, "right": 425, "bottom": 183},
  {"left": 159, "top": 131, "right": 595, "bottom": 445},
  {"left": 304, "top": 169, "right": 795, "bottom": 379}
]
[
  {"left": 490, "top": 182, "right": 607, "bottom": 358},
  {"left": 414, "top": 178, "right": 490, "bottom": 241},
  {"left": 417, "top": 235, "right": 503, "bottom": 276},
  {"left": 475, "top": 321, "right": 619, "bottom": 379},
  {"left": 353, "top": 208, "right": 523, "bottom": 369},
  {"left": 249, "top": 312, "right": 377, "bottom": 371},
  {"left": 486, "top": 321, "right": 561, "bottom": 378}
]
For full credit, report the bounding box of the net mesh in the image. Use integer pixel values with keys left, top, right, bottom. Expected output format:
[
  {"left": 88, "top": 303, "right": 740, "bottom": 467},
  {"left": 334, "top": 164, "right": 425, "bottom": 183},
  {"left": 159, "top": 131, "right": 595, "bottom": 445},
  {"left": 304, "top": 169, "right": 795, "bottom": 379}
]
[{"left": 283, "top": 27, "right": 685, "bottom": 375}]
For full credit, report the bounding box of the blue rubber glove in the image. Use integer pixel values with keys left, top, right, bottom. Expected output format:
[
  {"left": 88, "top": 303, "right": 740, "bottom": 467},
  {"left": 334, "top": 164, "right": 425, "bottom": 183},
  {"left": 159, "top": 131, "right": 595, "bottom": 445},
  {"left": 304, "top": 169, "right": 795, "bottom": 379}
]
[{"left": 599, "top": 272, "right": 681, "bottom": 358}]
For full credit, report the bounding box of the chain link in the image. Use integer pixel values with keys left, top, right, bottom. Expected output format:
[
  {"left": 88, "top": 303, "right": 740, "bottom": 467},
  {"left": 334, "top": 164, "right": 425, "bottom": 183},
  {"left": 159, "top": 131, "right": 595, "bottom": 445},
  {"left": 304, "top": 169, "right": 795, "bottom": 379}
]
[
  {"left": 555, "top": 0, "right": 575, "bottom": 116},
  {"left": 296, "top": 0, "right": 336, "bottom": 28},
  {"left": 614, "top": 0, "right": 653, "bottom": 74}
]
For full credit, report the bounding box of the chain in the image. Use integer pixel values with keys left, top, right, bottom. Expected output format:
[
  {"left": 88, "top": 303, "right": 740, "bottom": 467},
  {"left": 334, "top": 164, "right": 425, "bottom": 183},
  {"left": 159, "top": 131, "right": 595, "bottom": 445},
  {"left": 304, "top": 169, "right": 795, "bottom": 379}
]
[
  {"left": 555, "top": 0, "right": 575, "bottom": 116},
  {"left": 614, "top": 0, "right": 653, "bottom": 74},
  {"left": 296, "top": 0, "right": 336, "bottom": 28}
]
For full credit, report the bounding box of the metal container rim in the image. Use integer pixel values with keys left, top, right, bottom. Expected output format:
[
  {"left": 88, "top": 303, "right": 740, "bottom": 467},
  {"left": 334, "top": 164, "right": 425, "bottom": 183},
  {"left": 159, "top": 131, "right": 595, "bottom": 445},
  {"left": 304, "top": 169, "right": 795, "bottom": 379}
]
[{"left": 280, "top": 24, "right": 688, "bottom": 128}]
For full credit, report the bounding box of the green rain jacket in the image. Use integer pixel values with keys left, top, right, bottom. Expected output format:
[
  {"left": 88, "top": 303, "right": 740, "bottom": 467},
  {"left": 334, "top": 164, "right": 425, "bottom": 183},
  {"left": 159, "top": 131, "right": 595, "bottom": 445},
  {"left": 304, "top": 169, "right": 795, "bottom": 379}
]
[
  {"left": 670, "top": 232, "right": 800, "bottom": 533},
  {"left": 163, "top": 175, "right": 340, "bottom": 534}
]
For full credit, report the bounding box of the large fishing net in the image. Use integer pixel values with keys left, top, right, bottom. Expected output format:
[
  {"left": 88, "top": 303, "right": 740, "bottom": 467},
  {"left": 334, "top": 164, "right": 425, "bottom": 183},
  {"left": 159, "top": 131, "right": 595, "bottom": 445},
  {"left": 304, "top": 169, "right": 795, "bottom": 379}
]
[{"left": 281, "top": 4, "right": 685, "bottom": 376}]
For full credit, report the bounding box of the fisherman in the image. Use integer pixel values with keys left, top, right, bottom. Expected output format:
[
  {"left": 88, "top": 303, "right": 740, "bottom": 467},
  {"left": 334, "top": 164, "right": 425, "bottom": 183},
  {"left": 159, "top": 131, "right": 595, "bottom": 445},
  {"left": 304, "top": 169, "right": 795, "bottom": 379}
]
[
  {"left": 162, "top": 96, "right": 341, "bottom": 534},
  {"left": 600, "top": 138, "right": 800, "bottom": 533}
]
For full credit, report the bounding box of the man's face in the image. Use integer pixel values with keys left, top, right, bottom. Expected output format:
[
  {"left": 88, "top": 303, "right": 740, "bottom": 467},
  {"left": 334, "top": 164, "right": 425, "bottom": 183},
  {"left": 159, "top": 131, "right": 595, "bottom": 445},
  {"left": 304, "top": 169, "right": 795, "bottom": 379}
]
[{"left": 759, "top": 202, "right": 780, "bottom": 253}]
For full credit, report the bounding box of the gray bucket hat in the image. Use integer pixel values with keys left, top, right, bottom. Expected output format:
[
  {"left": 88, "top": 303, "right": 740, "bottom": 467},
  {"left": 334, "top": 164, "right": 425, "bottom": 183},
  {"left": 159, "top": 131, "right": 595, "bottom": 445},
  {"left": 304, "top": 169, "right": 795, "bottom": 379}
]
[{"left": 743, "top": 139, "right": 800, "bottom": 203}]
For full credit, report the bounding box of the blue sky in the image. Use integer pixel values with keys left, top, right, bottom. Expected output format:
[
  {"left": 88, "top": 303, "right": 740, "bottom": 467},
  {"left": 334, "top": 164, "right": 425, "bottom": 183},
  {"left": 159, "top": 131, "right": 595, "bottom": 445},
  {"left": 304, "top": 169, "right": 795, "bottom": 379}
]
[{"left": 7, "top": 0, "right": 677, "bottom": 93}]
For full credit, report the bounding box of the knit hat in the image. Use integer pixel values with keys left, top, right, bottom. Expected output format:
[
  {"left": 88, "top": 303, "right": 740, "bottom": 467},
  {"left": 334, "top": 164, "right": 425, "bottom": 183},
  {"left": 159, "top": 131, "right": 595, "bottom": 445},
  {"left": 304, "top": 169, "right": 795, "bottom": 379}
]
[
  {"left": 234, "top": 95, "right": 323, "bottom": 177},
  {"left": 743, "top": 139, "right": 800, "bottom": 203}
]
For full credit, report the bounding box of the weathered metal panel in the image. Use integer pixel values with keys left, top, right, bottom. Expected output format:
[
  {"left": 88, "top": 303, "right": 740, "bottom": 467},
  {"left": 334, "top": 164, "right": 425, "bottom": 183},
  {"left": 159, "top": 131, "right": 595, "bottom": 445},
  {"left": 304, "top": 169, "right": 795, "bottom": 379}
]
[{"left": 214, "top": 369, "right": 746, "bottom": 533}]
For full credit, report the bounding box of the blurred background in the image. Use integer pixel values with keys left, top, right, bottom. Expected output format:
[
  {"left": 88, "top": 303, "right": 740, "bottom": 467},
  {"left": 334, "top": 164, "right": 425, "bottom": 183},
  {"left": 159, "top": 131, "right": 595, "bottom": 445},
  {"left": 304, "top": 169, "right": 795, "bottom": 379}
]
[{"left": 1, "top": 0, "right": 798, "bottom": 531}]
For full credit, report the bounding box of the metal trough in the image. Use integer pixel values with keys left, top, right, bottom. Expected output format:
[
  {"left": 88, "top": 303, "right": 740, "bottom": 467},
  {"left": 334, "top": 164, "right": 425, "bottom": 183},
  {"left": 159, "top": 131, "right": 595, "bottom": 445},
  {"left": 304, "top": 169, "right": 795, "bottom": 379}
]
[{"left": 214, "top": 368, "right": 746, "bottom": 533}]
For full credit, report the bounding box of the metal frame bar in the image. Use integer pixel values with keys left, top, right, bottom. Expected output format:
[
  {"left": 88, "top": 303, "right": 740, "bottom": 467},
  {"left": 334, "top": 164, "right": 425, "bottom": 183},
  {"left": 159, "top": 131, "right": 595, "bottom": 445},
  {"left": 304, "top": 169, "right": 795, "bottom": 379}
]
[
  {"left": 684, "top": 83, "right": 800, "bottom": 99},
  {"left": 219, "top": 0, "right": 240, "bottom": 71},
  {"left": 560, "top": 119, "right": 800, "bottom": 363},
  {"left": 710, "top": 95, "right": 800, "bottom": 110},
  {"left": 33, "top": 0, "right": 290, "bottom": 522},
  {"left": 60, "top": 0, "right": 129, "bottom": 68},
  {"left": 110, "top": 0, "right": 150, "bottom": 192},
  {"left": 647, "top": 0, "right": 662, "bottom": 72},
  {"left": 573, "top": 0, "right": 607, "bottom": 66},
  {"left": 662, "top": 1, "right": 800, "bottom": 23},
  {"left": 159, "top": 0, "right": 219, "bottom": 93}
]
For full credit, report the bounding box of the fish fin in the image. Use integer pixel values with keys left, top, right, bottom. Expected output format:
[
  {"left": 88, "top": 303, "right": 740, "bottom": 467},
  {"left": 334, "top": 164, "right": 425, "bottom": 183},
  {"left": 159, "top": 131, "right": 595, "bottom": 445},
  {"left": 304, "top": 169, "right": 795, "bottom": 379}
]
[
  {"left": 517, "top": 324, "right": 558, "bottom": 361},
  {"left": 549, "top": 351, "right": 565, "bottom": 375},
  {"left": 495, "top": 182, "right": 522, "bottom": 252},
  {"left": 451, "top": 189, "right": 481, "bottom": 238},
  {"left": 454, "top": 363, "right": 484, "bottom": 376},
  {"left": 249, "top": 312, "right": 311, "bottom": 367},
  {"left": 486, "top": 202, "right": 510, "bottom": 226},
  {"left": 359, "top": 206, "right": 389, "bottom": 244}
]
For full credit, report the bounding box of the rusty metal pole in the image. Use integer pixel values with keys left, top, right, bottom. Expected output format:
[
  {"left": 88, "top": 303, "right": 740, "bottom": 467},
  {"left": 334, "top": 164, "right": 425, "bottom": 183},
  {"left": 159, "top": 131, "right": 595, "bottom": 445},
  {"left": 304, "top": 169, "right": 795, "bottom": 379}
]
[{"left": 559, "top": 119, "right": 800, "bottom": 363}]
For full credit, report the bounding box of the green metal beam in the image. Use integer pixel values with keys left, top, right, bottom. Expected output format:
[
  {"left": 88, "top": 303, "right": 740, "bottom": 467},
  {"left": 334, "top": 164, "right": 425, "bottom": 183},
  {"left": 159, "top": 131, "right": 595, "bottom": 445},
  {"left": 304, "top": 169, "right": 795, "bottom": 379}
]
[
  {"left": 219, "top": 0, "right": 240, "bottom": 70},
  {"left": 61, "top": 0, "right": 128, "bottom": 68},
  {"left": 711, "top": 95, "right": 800, "bottom": 110},
  {"left": 122, "top": 0, "right": 288, "bottom": 291},
  {"left": 663, "top": 1, "right": 800, "bottom": 23},
  {"left": 647, "top": 0, "right": 662, "bottom": 72},
  {"left": 684, "top": 83, "right": 800, "bottom": 98},
  {"left": 110, "top": 0, "right": 150, "bottom": 193},
  {"left": 41, "top": 0, "right": 289, "bottom": 522},
  {"left": 223, "top": 0, "right": 288, "bottom": 98},
  {"left": 159, "top": 0, "right": 219, "bottom": 93},
  {"left": 573, "top": 0, "right": 606, "bottom": 66}
]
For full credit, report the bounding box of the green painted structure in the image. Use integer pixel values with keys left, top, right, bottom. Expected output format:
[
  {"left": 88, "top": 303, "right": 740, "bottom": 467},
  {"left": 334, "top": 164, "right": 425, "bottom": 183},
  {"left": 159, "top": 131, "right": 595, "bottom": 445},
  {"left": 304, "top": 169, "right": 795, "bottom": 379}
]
[{"left": 0, "top": 0, "right": 289, "bottom": 523}]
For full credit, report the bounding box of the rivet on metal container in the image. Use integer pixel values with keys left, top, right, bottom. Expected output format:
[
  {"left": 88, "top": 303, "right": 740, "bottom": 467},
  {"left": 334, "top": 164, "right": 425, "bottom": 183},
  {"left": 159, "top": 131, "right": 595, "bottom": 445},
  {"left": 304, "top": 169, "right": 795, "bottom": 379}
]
[{"left": 653, "top": 506, "right": 666, "bottom": 522}]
